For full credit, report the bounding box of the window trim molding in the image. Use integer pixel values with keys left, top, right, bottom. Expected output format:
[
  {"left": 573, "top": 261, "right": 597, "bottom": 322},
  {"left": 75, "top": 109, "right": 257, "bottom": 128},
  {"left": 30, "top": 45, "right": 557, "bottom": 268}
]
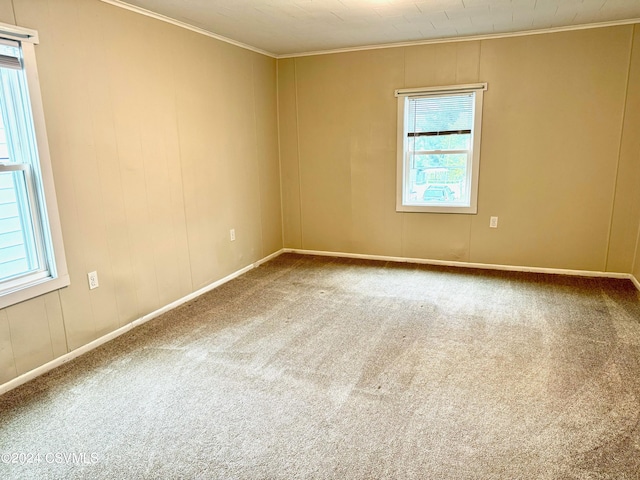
[
  {"left": 0, "top": 25, "right": 69, "bottom": 309},
  {"left": 0, "top": 23, "right": 38, "bottom": 44},
  {"left": 395, "top": 83, "right": 487, "bottom": 214},
  {"left": 394, "top": 83, "right": 488, "bottom": 97}
]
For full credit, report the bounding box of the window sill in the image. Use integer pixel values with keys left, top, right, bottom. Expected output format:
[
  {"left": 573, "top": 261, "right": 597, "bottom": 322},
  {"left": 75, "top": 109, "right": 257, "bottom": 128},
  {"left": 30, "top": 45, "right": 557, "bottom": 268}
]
[
  {"left": 396, "top": 204, "right": 478, "bottom": 214},
  {"left": 0, "top": 274, "right": 70, "bottom": 309}
]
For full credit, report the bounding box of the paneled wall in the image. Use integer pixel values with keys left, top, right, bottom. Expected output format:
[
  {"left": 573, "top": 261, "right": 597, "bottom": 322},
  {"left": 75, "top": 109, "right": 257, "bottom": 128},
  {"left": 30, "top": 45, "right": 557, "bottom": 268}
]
[
  {"left": 0, "top": 0, "right": 281, "bottom": 385},
  {"left": 279, "top": 26, "right": 640, "bottom": 274}
]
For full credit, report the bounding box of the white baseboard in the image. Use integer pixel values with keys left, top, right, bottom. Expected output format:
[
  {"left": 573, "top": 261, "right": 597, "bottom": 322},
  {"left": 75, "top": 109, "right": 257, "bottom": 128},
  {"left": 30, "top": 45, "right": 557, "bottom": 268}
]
[
  {"left": 284, "top": 248, "right": 635, "bottom": 281},
  {"left": 2, "top": 246, "right": 636, "bottom": 397},
  {"left": 0, "top": 249, "right": 285, "bottom": 397}
]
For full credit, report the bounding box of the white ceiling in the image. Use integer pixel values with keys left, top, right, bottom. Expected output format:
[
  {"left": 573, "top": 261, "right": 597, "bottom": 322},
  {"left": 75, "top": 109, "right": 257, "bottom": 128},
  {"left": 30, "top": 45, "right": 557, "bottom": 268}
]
[{"left": 111, "top": 0, "right": 640, "bottom": 56}]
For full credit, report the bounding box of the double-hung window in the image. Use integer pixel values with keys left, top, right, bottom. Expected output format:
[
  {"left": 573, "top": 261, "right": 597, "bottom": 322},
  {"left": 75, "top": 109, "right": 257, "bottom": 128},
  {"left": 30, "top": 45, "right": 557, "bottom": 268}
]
[
  {"left": 396, "top": 83, "right": 486, "bottom": 214},
  {"left": 0, "top": 23, "right": 68, "bottom": 309}
]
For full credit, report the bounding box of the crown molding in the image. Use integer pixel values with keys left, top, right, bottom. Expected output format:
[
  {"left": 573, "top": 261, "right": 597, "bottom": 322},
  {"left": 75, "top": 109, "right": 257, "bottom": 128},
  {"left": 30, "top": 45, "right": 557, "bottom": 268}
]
[
  {"left": 99, "top": 1, "right": 639, "bottom": 60},
  {"left": 279, "top": 19, "right": 640, "bottom": 58}
]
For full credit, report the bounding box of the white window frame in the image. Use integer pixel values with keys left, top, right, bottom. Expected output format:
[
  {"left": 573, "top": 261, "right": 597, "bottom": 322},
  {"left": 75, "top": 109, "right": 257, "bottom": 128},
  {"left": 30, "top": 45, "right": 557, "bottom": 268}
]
[
  {"left": 0, "top": 22, "right": 69, "bottom": 309},
  {"left": 395, "top": 83, "right": 487, "bottom": 214}
]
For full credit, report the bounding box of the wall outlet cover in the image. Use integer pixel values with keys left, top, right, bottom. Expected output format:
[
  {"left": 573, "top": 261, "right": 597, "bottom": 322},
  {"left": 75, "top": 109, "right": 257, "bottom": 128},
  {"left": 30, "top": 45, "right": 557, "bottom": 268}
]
[{"left": 88, "top": 271, "right": 99, "bottom": 290}]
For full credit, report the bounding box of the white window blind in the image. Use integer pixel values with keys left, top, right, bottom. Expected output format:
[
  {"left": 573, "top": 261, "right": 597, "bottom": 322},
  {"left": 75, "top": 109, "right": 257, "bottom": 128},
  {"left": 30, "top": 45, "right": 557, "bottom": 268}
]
[{"left": 407, "top": 94, "right": 474, "bottom": 136}]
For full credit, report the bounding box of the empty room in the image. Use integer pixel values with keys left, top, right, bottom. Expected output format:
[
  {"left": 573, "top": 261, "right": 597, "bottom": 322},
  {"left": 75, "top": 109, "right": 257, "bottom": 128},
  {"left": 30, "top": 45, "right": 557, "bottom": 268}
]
[{"left": 1, "top": 0, "right": 640, "bottom": 478}]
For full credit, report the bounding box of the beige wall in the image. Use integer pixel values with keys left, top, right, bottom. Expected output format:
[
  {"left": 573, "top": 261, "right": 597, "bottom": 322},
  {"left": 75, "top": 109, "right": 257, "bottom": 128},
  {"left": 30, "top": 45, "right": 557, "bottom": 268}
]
[
  {"left": 279, "top": 26, "right": 640, "bottom": 273},
  {"left": 0, "top": 0, "right": 281, "bottom": 385}
]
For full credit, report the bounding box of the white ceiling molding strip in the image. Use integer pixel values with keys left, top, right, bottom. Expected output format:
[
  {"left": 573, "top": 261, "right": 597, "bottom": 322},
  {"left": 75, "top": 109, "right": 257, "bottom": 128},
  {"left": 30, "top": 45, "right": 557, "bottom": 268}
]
[
  {"left": 281, "top": 18, "right": 640, "bottom": 59},
  {"left": 98, "top": 1, "right": 639, "bottom": 60},
  {"left": 99, "top": 0, "right": 277, "bottom": 58}
]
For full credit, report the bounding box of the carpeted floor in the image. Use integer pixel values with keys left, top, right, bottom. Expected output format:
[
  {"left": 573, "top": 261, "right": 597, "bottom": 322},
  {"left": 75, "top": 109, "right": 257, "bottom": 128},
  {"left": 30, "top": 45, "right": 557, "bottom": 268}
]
[{"left": 1, "top": 253, "right": 640, "bottom": 479}]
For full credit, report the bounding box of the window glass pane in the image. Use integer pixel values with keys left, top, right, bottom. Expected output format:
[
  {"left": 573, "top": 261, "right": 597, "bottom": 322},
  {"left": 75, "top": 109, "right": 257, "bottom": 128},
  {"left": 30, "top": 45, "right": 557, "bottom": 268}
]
[
  {"left": 407, "top": 153, "right": 469, "bottom": 205},
  {"left": 409, "top": 133, "right": 470, "bottom": 152},
  {"left": 0, "top": 169, "right": 39, "bottom": 281},
  {"left": 0, "top": 126, "right": 8, "bottom": 161},
  {"left": 0, "top": 64, "right": 37, "bottom": 166}
]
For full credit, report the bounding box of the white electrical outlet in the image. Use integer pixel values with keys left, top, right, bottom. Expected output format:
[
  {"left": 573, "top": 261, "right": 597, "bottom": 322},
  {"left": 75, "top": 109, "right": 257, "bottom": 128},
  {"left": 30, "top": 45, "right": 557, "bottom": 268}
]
[
  {"left": 87, "top": 271, "right": 99, "bottom": 290},
  {"left": 490, "top": 216, "right": 499, "bottom": 228},
  {"left": 230, "top": 229, "right": 236, "bottom": 241}
]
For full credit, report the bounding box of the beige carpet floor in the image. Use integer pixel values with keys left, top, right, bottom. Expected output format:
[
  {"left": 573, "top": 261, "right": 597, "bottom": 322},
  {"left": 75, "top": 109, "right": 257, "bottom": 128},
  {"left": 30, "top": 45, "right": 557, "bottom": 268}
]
[{"left": 1, "top": 253, "right": 640, "bottom": 479}]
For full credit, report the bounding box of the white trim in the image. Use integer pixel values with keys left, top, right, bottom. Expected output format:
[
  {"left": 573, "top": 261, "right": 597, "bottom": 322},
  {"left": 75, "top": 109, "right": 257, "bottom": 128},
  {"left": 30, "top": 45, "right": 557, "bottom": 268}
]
[
  {"left": 97, "top": 1, "right": 639, "bottom": 59},
  {"left": 0, "top": 249, "right": 284, "bottom": 397},
  {"left": 280, "top": 19, "right": 640, "bottom": 58},
  {"left": 0, "top": 21, "right": 38, "bottom": 44},
  {"left": 99, "top": 0, "right": 276, "bottom": 58},
  {"left": 23, "top": 41, "right": 70, "bottom": 287},
  {"left": 395, "top": 83, "right": 487, "bottom": 97},
  {"left": 284, "top": 248, "right": 634, "bottom": 280},
  {"left": 0, "top": 275, "right": 70, "bottom": 310},
  {"left": 631, "top": 275, "right": 640, "bottom": 292}
]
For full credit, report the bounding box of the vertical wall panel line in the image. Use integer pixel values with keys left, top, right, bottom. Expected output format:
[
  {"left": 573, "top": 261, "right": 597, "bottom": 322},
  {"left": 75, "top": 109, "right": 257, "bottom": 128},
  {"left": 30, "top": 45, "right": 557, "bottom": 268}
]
[{"left": 605, "top": 27, "right": 635, "bottom": 272}]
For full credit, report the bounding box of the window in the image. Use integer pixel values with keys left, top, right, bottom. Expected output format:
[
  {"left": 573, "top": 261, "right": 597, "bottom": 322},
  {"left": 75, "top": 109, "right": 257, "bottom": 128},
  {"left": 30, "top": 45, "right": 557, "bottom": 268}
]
[
  {"left": 396, "top": 83, "right": 486, "bottom": 214},
  {"left": 0, "top": 24, "right": 68, "bottom": 309}
]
